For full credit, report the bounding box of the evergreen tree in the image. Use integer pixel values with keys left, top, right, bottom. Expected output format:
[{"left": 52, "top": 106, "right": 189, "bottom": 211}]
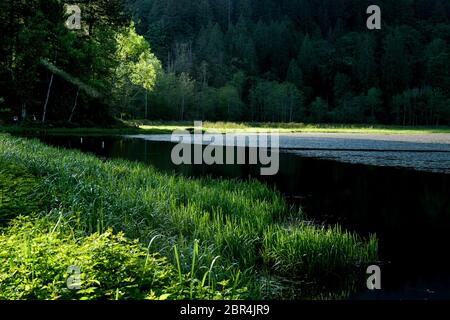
[{"left": 382, "top": 28, "right": 410, "bottom": 95}]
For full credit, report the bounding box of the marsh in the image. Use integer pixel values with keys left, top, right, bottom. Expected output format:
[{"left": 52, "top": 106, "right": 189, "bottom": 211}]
[{"left": 31, "top": 132, "right": 450, "bottom": 299}]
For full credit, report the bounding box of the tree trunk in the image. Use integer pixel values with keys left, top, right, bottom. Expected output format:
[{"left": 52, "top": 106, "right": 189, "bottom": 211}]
[
  {"left": 68, "top": 89, "right": 80, "bottom": 123},
  {"left": 42, "top": 73, "right": 54, "bottom": 123},
  {"left": 228, "top": 0, "right": 231, "bottom": 29},
  {"left": 180, "top": 95, "right": 185, "bottom": 121},
  {"left": 21, "top": 103, "right": 27, "bottom": 120},
  {"left": 145, "top": 91, "right": 148, "bottom": 119}
]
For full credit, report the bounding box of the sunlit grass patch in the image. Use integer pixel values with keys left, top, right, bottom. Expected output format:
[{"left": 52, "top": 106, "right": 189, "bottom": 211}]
[
  {"left": 135, "top": 121, "right": 450, "bottom": 134},
  {"left": 0, "top": 216, "right": 244, "bottom": 300},
  {"left": 263, "top": 224, "right": 378, "bottom": 276}
]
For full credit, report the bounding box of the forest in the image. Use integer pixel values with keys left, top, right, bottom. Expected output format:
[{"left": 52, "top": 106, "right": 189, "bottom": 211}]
[{"left": 1, "top": 0, "right": 450, "bottom": 126}]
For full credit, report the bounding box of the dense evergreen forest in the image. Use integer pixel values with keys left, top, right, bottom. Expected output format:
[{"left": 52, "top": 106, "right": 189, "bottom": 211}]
[{"left": 1, "top": 0, "right": 450, "bottom": 126}]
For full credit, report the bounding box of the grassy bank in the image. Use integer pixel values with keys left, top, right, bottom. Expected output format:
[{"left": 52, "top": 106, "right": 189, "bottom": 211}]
[
  {"left": 136, "top": 121, "right": 450, "bottom": 134},
  {"left": 0, "top": 134, "right": 377, "bottom": 300},
  {"left": 0, "top": 125, "right": 171, "bottom": 136},
  {"left": 2, "top": 122, "right": 450, "bottom": 136}
]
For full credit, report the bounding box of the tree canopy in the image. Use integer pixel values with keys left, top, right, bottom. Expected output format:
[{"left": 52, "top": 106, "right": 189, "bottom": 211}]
[
  {"left": 1, "top": 0, "right": 450, "bottom": 125},
  {"left": 125, "top": 0, "right": 450, "bottom": 125}
]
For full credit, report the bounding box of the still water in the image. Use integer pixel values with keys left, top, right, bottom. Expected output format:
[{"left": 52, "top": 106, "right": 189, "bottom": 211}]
[{"left": 33, "top": 134, "right": 450, "bottom": 300}]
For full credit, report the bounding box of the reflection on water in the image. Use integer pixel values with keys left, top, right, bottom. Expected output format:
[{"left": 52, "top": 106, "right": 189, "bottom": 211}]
[
  {"left": 128, "top": 133, "right": 450, "bottom": 173},
  {"left": 33, "top": 135, "right": 450, "bottom": 300}
]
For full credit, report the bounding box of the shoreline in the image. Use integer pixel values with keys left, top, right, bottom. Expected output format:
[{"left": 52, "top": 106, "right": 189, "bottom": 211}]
[{"left": 2, "top": 123, "right": 450, "bottom": 136}]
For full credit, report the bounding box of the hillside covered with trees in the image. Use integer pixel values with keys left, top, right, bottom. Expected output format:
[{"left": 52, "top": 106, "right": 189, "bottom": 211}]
[{"left": 1, "top": 0, "right": 450, "bottom": 126}]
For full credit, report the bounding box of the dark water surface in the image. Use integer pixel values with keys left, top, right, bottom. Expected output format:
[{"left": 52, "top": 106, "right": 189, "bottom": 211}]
[{"left": 32, "top": 134, "right": 450, "bottom": 300}]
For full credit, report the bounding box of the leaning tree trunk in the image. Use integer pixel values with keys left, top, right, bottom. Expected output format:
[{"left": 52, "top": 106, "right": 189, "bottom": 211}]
[
  {"left": 42, "top": 73, "right": 54, "bottom": 123},
  {"left": 68, "top": 89, "right": 80, "bottom": 123}
]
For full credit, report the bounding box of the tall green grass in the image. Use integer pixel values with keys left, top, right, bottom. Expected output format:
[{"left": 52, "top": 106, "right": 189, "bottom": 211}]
[
  {"left": 263, "top": 225, "right": 378, "bottom": 276},
  {"left": 0, "top": 162, "right": 46, "bottom": 223},
  {"left": 0, "top": 134, "right": 378, "bottom": 299}
]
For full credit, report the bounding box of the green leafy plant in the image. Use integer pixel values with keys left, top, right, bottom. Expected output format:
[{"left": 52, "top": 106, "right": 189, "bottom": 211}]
[{"left": 0, "top": 216, "right": 245, "bottom": 300}]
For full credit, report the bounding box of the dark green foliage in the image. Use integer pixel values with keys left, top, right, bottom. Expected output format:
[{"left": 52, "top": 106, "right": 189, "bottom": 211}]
[
  {"left": 127, "top": 0, "right": 450, "bottom": 125},
  {"left": 0, "top": 0, "right": 130, "bottom": 125},
  {"left": 2, "top": 0, "right": 450, "bottom": 125},
  {"left": 0, "top": 163, "right": 46, "bottom": 223},
  {"left": 392, "top": 87, "right": 450, "bottom": 126}
]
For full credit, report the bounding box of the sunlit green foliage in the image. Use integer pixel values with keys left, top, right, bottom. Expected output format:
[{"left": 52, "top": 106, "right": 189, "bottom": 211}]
[
  {"left": 263, "top": 225, "right": 378, "bottom": 276},
  {"left": 0, "top": 216, "right": 243, "bottom": 300},
  {"left": 114, "top": 23, "right": 162, "bottom": 118}
]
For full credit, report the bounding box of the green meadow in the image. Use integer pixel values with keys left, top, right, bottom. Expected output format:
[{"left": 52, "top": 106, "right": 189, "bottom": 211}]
[
  {"left": 137, "top": 122, "right": 450, "bottom": 135},
  {"left": 1, "top": 122, "right": 450, "bottom": 136}
]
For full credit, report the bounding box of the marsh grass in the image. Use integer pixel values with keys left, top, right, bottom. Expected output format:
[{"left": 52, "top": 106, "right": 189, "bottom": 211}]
[
  {"left": 0, "top": 134, "right": 378, "bottom": 299},
  {"left": 133, "top": 121, "right": 450, "bottom": 134},
  {"left": 0, "top": 162, "right": 47, "bottom": 224},
  {"left": 263, "top": 225, "right": 378, "bottom": 276}
]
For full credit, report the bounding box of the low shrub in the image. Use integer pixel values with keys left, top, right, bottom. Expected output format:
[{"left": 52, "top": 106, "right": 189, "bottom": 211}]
[{"left": 0, "top": 216, "right": 246, "bottom": 300}]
